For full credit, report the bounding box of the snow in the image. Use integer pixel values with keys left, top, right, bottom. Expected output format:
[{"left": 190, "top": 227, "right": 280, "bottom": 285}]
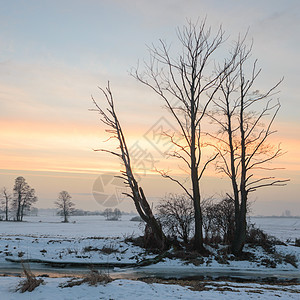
[
  {"left": 0, "top": 214, "right": 299, "bottom": 299},
  {"left": 1, "top": 216, "right": 299, "bottom": 271},
  {"left": 0, "top": 215, "right": 151, "bottom": 266},
  {"left": 0, "top": 276, "right": 299, "bottom": 299}
]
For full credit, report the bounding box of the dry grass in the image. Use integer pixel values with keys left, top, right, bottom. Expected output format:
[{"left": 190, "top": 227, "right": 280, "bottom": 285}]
[
  {"left": 83, "top": 244, "right": 119, "bottom": 255},
  {"left": 139, "top": 277, "right": 300, "bottom": 294},
  {"left": 100, "top": 245, "right": 119, "bottom": 255},
  {"left": 60, "top": 269, "right": 113, "bottom": 288},
  {"left": 16, "top": 264, "right": 44, "bottom": 293}
]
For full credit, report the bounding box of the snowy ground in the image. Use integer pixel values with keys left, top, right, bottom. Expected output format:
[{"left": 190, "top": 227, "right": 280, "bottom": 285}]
[
  {"left": 0, "top": 214, "right": 299, "bottom": 299},
  {"left": 0, "top": 215, "right": 151, "bottom": 267},
  {"left": 0, "top": 276, "right": 299, "bottom": 300},
  {"left": 251, "top": 217, "right": 300, "bottom": 242}
]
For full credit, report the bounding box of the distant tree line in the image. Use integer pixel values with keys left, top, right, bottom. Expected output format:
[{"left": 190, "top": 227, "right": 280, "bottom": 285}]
[
  {"left": 103, "top": 208, "right": 122, "bottom": 221},
  {"left": 53, "top": 191, "right": 123, "bottom": 222},
  {"left": 64, "top": 208, "right": 128, "bottom": 217}
]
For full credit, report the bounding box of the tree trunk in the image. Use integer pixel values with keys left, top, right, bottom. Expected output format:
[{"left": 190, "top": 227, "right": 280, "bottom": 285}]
[
  {"left": 16, "top": 194, "right": 21, "bottom": 221},
  {"left": 192, "top": 167, "right": 204, "bottom": 252},
  {"left": 232, "top": 87, "right": 247, "bottom": 255},
  {"left": 190, "top": 90, "right": 205, "bottom": 252},
  {"left": 226, "top": 107, "right": 240, "bottom": 231},
  {"left": 20, "top": 203, "right": 25, "bottom": 221},
  {"left": 191, "top": 124, "right": 204, "bottom": 251},
  {"left": 232, "top": 196, "right": 247, "bottom": 255},
  {"left": 139, "top": 187, "right": 166, "bottom": 249},
  {"left": 5, "top": 199, "right": 8, "bottom": 221}
]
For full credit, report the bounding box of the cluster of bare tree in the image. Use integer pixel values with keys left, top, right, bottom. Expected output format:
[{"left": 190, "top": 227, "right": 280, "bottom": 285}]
[
  {"left": 0, "top": 177, "right": 38, "bottom": 221},
  {"left": 156, "top": 195, "right": 235, "bottom": 246},
  {"left": 92, "top": 20, "right": 288, "bottom": 255}
]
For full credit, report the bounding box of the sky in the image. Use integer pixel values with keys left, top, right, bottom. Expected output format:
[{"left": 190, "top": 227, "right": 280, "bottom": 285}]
[{"left": 0, "top": 0, "right": 299, "bottom": 215}]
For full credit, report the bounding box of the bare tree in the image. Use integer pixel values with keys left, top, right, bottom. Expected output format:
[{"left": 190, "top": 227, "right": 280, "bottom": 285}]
[
  {"left": 133, "top": 20, "right": 236, "bottom": 252},
  {"left": 157, "top": 194, "right": 194, "bottom": 244},
  {"left": 113, "top": 208, "right": 122, "bottom": 220},
  {"left": 208, "top": 38, "right": 289, "bottom": 254},
  {"left": 20, "top": 187, "right": 37, "bottom": 221},
  {"left": 104, "top": 208, "right": 113, "bottom": 220},
  {"left": 103, "top": 208, "right": 121, "bottom": 221},
  {"left": 12, "top": 177, "right": 37, "bottom": 221},
  {"left": 55, "top": 191, "right": 75, "bottom": 223},
  {"left": 91, "top": 83, "right": 166, "bottom": 249},
  {"left": 12, "top": 177, "right": 27, "bottom": 221},
  {"left": 1, "top": 187, "right": 12, "bottom": 221}
]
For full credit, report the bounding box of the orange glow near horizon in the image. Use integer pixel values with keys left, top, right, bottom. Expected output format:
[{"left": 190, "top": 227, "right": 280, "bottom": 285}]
[
  {"left": 0, "top": 115, "right": 299, "bottom": 215},
  {"left": 1, "top": 117, "right": 300, "bottom": 176},
  {"left": 0, "top": 118, "right": 153, "bottom": 174}
]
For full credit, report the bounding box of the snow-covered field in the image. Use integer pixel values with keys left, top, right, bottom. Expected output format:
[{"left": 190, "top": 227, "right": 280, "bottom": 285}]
[
  {"left": 0, "top": 214, "right": 144, "bottom": 238},
  {"left": 0, "top": 214, "right": 299, "bottom": 299},
  {"left": 251, "top": 217, "right": 300, "bottom": 242},
  {"left": 0, "top": 276, "right": 299, "bottom": 300}
]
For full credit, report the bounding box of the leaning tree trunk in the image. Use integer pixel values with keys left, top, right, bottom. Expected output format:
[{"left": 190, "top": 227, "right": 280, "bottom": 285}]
[
  {"left": 125, "top": 167, "right": 166, "bottom": 250},
  {"left": 92, "top": 83, "right": 167, "bottom": 250}
]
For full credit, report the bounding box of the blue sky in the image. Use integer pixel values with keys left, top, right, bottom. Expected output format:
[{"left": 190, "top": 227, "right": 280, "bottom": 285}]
[{"left": 0, "top": 0, "right": 299, "bottom": 215}]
